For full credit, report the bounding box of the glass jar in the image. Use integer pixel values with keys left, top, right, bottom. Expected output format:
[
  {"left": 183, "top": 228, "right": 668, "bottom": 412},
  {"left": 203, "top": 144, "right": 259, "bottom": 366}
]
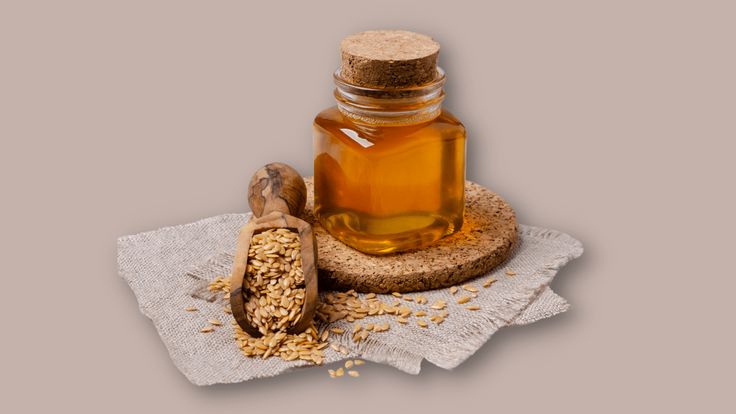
[{"left": 313, "top": 67, "right": 466, "bottom": 255}]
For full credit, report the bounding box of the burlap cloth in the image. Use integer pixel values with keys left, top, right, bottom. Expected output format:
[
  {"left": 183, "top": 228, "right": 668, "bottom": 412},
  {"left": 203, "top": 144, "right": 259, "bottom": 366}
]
[{"left": 117, "top": 213, "right": 583, "bottom": 385}]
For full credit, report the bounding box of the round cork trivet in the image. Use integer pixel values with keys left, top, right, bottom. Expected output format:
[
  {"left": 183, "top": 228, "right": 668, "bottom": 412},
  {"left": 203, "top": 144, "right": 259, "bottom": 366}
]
[
  {"left": 302, "top": 178, "right": 519, "bottom": 293},
  {"left": 340, "top": 30, "right": 440, "bottom": 88}
]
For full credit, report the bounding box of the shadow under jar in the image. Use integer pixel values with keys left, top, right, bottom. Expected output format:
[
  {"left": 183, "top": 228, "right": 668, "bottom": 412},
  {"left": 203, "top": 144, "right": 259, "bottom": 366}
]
[{"left": 313, "top": 66, "right": 467, "bottom": 255}]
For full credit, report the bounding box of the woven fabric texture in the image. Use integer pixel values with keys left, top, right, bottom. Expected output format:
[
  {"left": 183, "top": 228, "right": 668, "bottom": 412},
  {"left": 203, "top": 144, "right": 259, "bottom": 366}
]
[{"left": 118, "top": 213, "right": 583, "bottom": 385}]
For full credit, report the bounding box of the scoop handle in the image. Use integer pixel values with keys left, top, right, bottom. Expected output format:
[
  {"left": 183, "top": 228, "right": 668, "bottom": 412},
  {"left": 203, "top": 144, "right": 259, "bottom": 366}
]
[{"left": 247, "top": 163, "right": 307, "bottom": 218}]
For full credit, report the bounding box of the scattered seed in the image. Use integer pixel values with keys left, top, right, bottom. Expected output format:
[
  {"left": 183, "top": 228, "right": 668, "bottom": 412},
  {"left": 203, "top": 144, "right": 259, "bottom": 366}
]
[
  {"left": 335, "top": 367, "right": 345, "bottom": 377},
  {"left": 354, "top": 359, "right": 365, "bottom": 366},
  {"left": 450, "top": 286, "right": 459, "bottom": 294},
  {"left": 505, "top": 270, "right": 516, "bottom": 276},
  {"left": 200, "top": 326, "right": 214, "bottom": 333},
  {"left": 417, "top": 319, "right": 428, "bottom": 328},
  {"left": 456, "top": 296, "right": 472, "bottom": 304},
  {"left": 465, "top": 305, "right": 481, "bottom": 311},
  {"left": 185, "top": 307, "right": 198, "bottom": 312},
  {"left": 345, "top": 360, "right": 354, "bottom": 369},
  {"left": 483, "top": 278, "right": 496, "bottom": 288},
  {"left": 348, "top": 370, "right": 360, "bottom": 377},
  {"left": 330, "top": 328, "right": 345, "bottom": 334},
  {"left": 415, "top": 311, "right": 427, "bottom": 317},
  {"left": 462, "top": 285, "right": 478, "bottom": 293},
  {"left": 209, "top": 319, "right": 222, "bottom": 326},
  {"left": 208, "top": 276, "right": 231, "bottom": 293},
  {"left": 430, "top": 314, "right": 446, "bottom": 325},
  {"left": 392, "top": 292, "right": 402, "bottom": 298}
]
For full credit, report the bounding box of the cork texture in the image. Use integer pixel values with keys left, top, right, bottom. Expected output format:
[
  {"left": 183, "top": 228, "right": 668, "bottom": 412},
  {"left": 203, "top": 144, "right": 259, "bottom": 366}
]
[
  {"left": 340, "top": 30, "right": 440, "bottom": 88},
  {"left": 303, "top": 178, "right": 519, "bottom": 293}
]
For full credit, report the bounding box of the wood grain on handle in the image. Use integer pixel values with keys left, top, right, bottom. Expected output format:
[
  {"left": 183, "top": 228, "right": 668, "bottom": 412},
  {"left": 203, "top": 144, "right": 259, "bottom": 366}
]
[{"left": 248, "top": 163, "right": 307, "bottom": 218}]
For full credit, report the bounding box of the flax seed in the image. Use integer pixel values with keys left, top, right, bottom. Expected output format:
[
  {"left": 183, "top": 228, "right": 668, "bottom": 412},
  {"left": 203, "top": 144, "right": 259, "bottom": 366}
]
[
  {"left": 430, "top": 300, "right": 446, "bottom": 310},
  {"left": 456, "top": 296, "right": 472, "bottom": 304},
  {"left": 483, "top": 278, "right": 496, "bottom": 288}
]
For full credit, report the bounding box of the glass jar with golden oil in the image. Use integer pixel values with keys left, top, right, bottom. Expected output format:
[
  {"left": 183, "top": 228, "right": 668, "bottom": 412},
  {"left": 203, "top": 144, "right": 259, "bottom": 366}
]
[{"left": 313, "top": 31, "right": 466, "bottom": 255}]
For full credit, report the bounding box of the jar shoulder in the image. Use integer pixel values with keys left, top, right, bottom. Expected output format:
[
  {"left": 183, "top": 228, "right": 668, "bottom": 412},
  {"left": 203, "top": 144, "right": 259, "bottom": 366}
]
[
  {"left": 314, "top": 106, "right": 465, "bottom": 133},
  {"left": 437, "top": 108, "right": 465, "bottom": 129}
]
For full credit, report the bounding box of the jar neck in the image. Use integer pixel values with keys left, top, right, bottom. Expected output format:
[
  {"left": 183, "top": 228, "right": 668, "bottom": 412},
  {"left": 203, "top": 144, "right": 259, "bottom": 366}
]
[{"left": 334, "top": 68, "right": 446, "bottom": 126}]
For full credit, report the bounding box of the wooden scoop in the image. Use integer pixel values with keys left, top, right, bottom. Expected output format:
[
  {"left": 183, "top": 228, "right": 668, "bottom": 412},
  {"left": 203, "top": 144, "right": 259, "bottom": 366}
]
[{"left": 230, "top": 163, "right": 318, "bottom": 337}]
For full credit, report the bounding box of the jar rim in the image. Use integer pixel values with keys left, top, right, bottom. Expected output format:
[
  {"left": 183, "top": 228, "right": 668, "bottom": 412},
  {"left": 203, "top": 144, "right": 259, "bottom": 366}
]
[
  {"left": 333, "top": 67, "right": 446, "bottom": 96},
  {"left": 332, "top": 67, "right": 446, "bottom": 125}
]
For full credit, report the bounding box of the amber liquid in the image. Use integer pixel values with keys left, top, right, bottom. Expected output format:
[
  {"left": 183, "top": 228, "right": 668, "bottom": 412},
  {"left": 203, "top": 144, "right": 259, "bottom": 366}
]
[{"left": 313, "top": 106, "right": 466, "bottom": 255}]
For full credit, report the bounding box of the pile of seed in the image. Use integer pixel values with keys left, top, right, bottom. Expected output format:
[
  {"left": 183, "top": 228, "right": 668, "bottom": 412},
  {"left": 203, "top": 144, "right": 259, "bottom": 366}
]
[
  {"left": 200, "top": 260, "right": 516, "bottom": 368},
  {"left": 207, "top": 275, "right": 328, "bottom": 364},
  {"left": 232, "top": 321, "right": 327, "bottom": 363}
]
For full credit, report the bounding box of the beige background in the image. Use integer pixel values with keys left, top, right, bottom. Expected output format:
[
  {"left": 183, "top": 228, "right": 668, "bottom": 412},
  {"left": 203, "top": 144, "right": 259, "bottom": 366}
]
[{"left": 1, "top": 0, "right": 734, "bottom": 412}]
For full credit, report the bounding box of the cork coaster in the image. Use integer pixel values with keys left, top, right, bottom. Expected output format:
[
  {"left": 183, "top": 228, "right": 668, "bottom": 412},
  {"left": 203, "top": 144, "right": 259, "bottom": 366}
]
[{"left": 302, "top": 178, "right": 518, "bottom": 293}]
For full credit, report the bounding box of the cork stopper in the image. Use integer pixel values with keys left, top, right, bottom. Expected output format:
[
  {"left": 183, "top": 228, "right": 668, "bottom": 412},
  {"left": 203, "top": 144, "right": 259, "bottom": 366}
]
[{"left": 340, "top": 30, "right": 440, "bottom": 88}]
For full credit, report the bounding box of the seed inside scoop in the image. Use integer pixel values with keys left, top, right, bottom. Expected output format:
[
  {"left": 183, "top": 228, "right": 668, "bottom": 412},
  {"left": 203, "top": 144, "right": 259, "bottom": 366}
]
[
  {"left": 244, "top": 229, "right": 306, "bottom": 336},
  {"left": 228, "top": 229, "right": 325, "bottom": 365}
]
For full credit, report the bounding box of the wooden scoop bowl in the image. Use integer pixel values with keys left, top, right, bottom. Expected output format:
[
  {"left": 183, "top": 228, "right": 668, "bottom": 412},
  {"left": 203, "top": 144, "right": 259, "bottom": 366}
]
[{"left": 229, "top": 163, "right": 318, "bottom": 337}]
